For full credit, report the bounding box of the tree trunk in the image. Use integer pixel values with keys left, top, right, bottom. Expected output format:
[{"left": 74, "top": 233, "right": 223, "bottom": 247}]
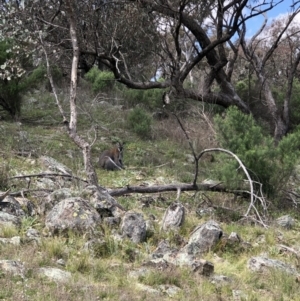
[
  {"left": 257, "top": 71, "right": 289, "bottom": 142},
  {"left": 65, "top": 0, "right": 99, "bottom": 186}
]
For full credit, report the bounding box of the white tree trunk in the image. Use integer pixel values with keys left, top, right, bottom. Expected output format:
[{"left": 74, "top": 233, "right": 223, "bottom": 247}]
[{"left": 65, "top": 0, "right": 99, "bottom": 186}]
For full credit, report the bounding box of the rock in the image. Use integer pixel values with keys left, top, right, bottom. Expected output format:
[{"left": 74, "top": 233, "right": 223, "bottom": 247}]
[
  {"left": 24, "top": 228, "right": 41, "bottom": 245},
  {"left": 35, "top": 177, "right": 58, "bottom": 190},
  {"left": 15, "top": 197, "right": 36, "bottom": 216},
  {"left": 0, "top": 212, "right": 21, "bottom": 227},
  {"left": 196, "top": 207, "right": 215, "bottom": 218},
  {"left": 0, "top": 195, "right": 26, "bottom": 217},
  {"left": 103, "top": 216, "right": 121, "bottom": 227},
  {"left": 45, "top": 197, "right": 101, "bottom": 235},
  {"left": 39, "top": 156, "right": 72, "bottom": 175},
  {"left": 158, "top": 284, "right": 182, "bottom": 297},
  {"left": 56, "top": 259, "right": 66, "bottom": 266},
  {"left": 248, "top": 256, "right": 299, "bottom": 276},
  {"left": 0, "top": 260, "right": 25, "bottom": 278},
  {"left": 228, "top": 232, "right": 241, "bottom": 242},
  {"left": 38, "top": 267, "right": 71, "bottom": 282},
  {"left": 161, "top": 202, "right": 185, "bottom": 231},
  {"left": 26, "top": 227, "right": 40, "bottom": 239},
  {"left": 41, "top": 188, "right": 74, "bottom": 214},
  {"left": 276, "top": 215, "right": 295, "bottom": 229},
  {"left": 163, "top": 251, "right": 210, "bottom": 270},
  {"left": 149, "top": 251, "right": 214, "bottom": 277},
  {"left": 232, "top": 290, "right": 247, "bottom": 301},
  {"left": 152, "top": 240, "right": 176, "bottom": 259},
  {"left": 87, "top": 185, "right": 125, "bottom": 218},
  {"left": 121, "top": 211, "right": 146, "bottom": 243},
  {"left": 135, "top": 283, "right": 161, "bottom": 295},
  {"left": 143, "top": 259, "right": 172, "bottom": 271},
  {"left": 191, "top": 259, "right": 214, "bottom": 276},
  {"left": 183, "top": 220, "right": 223, "bottom": 255},
  {"left": 185, "top": 154, "right": 195, "bottom": 164},
  {"left": 0, "top": 236, "right": 21, "bottom": 246},
  {"left": 128, "top": 267, "right": 149, "bottom": 279},
  {"left": 210, "top": 275, "right": 232, "bottom": 285}
]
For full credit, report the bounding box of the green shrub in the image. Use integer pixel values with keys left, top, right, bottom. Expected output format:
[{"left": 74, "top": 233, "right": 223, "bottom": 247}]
[
  {"left": 123, "top": 88, "right": 164, "bottom": 109},
  {"left": 127, "top": 107, "right": 152, "bottom": 138},
  {"left": 84, "top": 67, "right": 115, "bottom": 92},
  {"left": 214, "top": 106, "right": 300, "bottom": 196}
]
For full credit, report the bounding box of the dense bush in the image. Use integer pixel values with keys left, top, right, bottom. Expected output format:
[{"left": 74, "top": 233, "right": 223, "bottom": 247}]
[
  {"left": 214, "top": 107, "right": 300, "bottom": 196},
  {"left": 84, "top": 67, "right": 115, "bottom": 92},
  {"left": 127, "top": 107, "right": 152, "bottom": 138}
]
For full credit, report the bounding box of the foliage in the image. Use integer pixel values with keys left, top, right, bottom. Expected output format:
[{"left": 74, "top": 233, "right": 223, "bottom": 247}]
[
  {"left": 123, "top": 87, "right": 165, "bottom": 109},
  {"left": 0, "top": 40, "right": 46, "bottom": 118},
  {"left": 84, "top": 67, "right": 115, "bottom": 92},
  {"left": 127, "top": 107, "right": 152, "bottom": 138},
  {"left": 214, "top": 107, "right": 300, "bottom": 196},
  {"left": 272, "top": 79, "right": 300, "bottom": 128}
]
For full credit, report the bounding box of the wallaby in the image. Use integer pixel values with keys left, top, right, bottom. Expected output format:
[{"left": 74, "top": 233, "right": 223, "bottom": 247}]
[{"left": 99, "top": 142, "right": 124, "bottom": 171}]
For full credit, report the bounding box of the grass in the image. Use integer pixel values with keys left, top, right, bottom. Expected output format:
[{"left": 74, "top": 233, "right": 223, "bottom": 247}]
[{"left": 0, "top": 82, "right": 300, "bottom": 300}]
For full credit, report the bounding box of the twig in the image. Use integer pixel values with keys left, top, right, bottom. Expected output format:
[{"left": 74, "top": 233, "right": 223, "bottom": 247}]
[
  {"left": 9, "top": 173, "right": 88, "bottom": 183},
  {"left": 0, "top": 189, "right": 11, "bottom": 202},
  {"left": 277, "top": 244, "right": 300, "bottom": 258}
]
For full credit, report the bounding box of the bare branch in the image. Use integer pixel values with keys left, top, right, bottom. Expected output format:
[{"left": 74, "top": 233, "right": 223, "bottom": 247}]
[{"left": 197, "top": 148, "right": 267, "bottom": 225}]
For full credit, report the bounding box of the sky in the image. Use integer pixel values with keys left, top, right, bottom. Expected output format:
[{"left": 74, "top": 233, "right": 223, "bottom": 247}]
[{"left": 246, "top": 0, "right": 299, "bottom": 37}]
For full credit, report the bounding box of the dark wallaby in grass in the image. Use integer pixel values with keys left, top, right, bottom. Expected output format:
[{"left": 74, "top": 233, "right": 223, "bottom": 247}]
[{"left": 99, "top": 142, "right": 124, "bottom": 170}]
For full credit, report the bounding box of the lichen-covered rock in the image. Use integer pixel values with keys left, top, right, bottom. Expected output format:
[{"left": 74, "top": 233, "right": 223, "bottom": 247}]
[
  {"left": 0, "top": 195, "right": 26, "bottom": 217},
  {"left": 152, "top": 240, "right": 176, "bottom": 259},
  {"left": 0, "top": 211, "right": 21, "bottom": 227},
  {"left": 120, "top": 211, "right": 146, "bottom": 243},
  {"left": 161, "top": 202, "right": 185, "bottom": 231},
  {"left": 38, "top": 267, "right": 71, "bottom": 282},
  {"left": 248, "top": 256, "right": 299, "bottom": 276},
  {"left": 45, "top": 197, "right": 101, "bottom": 235},
  {"left": 41, "top": 188, "right": 74, "bottom": 214},
  {"left": 183, "top": 220, "right": 223, "bottom": 255},
  {"left": 276, "top": 215, "right": 295, "bottom": 229},
  {"left": 0, "top": 260, "right": 25, "bottom": 278},
  {"left": 0, "top": 236, "right": 21, "bottom": 246}
]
